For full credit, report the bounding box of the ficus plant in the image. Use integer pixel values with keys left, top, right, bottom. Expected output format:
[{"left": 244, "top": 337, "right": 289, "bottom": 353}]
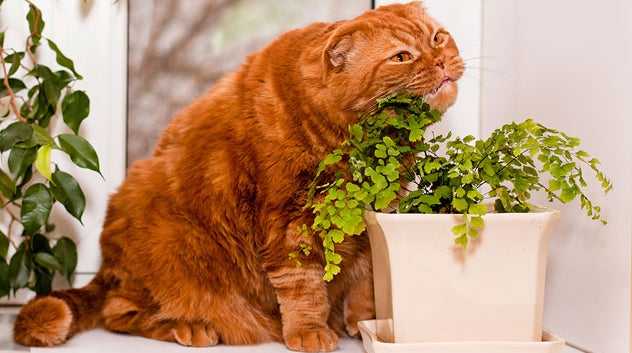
[
  {"left": 0, "top": 1, "right": 100, "bottom": 297},
  {"left": 305, "top": 95, "right": 612, "bottom": 281}
]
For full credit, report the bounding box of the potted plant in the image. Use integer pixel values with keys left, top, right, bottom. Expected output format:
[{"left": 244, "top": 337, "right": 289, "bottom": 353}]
[
  {"left": 0, "top": 1, "right": 100, "bottom": 299},
  {"left": 306, "top": 95, "right": 611, "bottom": 344}
]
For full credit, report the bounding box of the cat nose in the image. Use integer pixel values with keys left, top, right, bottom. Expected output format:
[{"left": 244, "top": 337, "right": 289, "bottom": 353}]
[{"left": 435, "top": 58, "right": 445, "bottom": 70}]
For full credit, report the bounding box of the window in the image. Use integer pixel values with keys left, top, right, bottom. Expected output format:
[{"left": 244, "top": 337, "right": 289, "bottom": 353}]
[{"left": 127, "top": 0, "right": 372, "bottom": 163}]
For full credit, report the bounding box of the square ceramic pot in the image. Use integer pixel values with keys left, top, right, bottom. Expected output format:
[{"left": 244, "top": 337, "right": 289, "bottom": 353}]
[{"left": 364, "top": 210, "right": 559, "bottom": 343}]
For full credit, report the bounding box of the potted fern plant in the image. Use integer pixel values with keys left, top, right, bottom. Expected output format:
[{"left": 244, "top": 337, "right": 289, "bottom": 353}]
[{"left": 307, "top": 95, "right": 611, "bottom": 346}]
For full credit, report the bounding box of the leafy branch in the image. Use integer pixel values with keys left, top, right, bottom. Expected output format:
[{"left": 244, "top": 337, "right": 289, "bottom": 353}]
[{"left": 0, "top": 1, "right": 100, "bottom": 298}]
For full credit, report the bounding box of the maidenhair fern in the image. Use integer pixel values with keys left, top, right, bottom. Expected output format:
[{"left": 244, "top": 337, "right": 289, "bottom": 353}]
[{"left": 305, "top": 95, "right": 611, "bottom": 281}]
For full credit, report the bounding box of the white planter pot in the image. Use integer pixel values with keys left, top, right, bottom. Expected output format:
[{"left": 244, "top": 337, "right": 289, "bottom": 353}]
[{"left": 365, "top": 210, "right": 559, "bottom": 343}]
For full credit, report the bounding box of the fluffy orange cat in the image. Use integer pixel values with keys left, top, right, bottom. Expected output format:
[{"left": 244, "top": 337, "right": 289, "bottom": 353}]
[{"left": 14, "top": 2, "right": 463, "bottom": 351}]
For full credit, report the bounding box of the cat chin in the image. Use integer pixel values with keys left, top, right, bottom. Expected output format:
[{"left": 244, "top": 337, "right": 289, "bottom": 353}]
[{"left": 423, "top": 82, "right": 458, "bottom": 113}]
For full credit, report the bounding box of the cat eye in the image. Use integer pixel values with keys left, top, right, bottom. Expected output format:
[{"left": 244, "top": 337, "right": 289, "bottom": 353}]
[{"left": 391, "top": 51, "right": 413, "bottom": 63}]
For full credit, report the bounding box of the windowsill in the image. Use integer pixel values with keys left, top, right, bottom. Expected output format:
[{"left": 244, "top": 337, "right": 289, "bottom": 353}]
[
  {"left": 0, "top": 307, "right": 363, "bottom": 353},
  {"left": 0, "top": 307, "right": 582, "bottom": 353}
]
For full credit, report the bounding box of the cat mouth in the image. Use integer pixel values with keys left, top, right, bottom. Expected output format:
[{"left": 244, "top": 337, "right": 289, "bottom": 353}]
[{"left": 425, "top": 78, "right": 453, "bottom": 97}]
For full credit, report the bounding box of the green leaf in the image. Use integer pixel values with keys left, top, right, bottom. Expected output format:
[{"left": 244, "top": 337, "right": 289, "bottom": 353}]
[
  {"left": 26, "top": 4, "right": 45, "bottom": 45},
  {"left": 423, "top": 160, "right": 441, "bottom": 173},
  {"left": 0, "top": 31, "right": 4, "bottom": 47},
  {"left": 0, "top": 122, "right": 33, "bottom": 152},
  {"left": 466, "top": 190, "right": 483, "bottom": 201},
  {"left": 55, "top": 69, "right": 74, "bottom": 87},
  {"left": 416, "top": 194, "right": 440, "bottom": 206},
  {"left": 42, "top": 75, "right": 62, "bottom": 106},
  {"left": 5, "top": 52, "right": 25, "bottom": 76},
  {"left": 35, "top": 145, "right": 52, "bottom": 180},
  {"left": 455, "top": 234, "right": 468, "bottom": 248},
  {"left": 345, "top": 183, "right": 360, "bottom": 193},
  {"left": 52, "top": 237, "right": 77, "bottom": 281},
  {"left": 57, "top": 134, "right": 101, "bottom": 174},
  {"left": 451, "top": 223, "right": 467, "bottom": 236},
  {"left": 0, "top": 230, "right": 8, "bottom": 259},
  {"left": 375, "top": 189, "right": 396, "bottom": 210},
  {"left": 324, "top": 263, "right": 341, "bottom": 276},
  {"left": 8, "top": 147, "right": 37, "bottom": 179},
  {"left": 28, "top": 64, "right": 54, "bottom": 80},
  {"left": 51, "top": 169, "right": 85, "bottom": 222},
  {"left": 13, "top": 125, "right": 54, "bottom": 149},
  {"left": 418, "top": 204, "right": 433, "bottom": 213},
  {"left": 469, "top": 203, "right": 487, "bottom": 216},
  {"left": 323, "top": 151, "right": 342, "bottom": 166},
  {"left": 27, "top": 65, "right": 65, "bottom": 107},
  {"left": 0, "top": 259, "right": 9, "bottom": 298},
  {"left": 494, "top": 198, "right": 506, "bottom": 213},
  {"left": 483, "top": 162, "right": 495, "bottom": 176},
  {"left": 452, "top": 198, "right": 468, "bottom": 212},
  {"left": 21, "top": 183, "right": 53, "bottom": 235},
  {"left": 46, "top": 39, "right": 82, "bottom": 79},
  {"left": 435, "top": 185, "right": 452, "bottom": 199},
  {"left": 409, "top": 120, "right": 423, "bottom": 142},
  {"left": 560, "top": 187, "right": 577, "bottom": 203},
  {"left": 34, "top": 252, "right": 63, "bottom": 272},
  {"left": 470, "top": 216, "right": 485, "bottom": 230},
  {"left": 31, "top": 233, "right": 51, "bottom": 253},
  {"left": 349, "top": 124, "right": 363, "bottom": 141},
  {"left": 0, "top": 169, "right": 15, "bottom": 199},
  {"left": 576, "top": 150, "right": 590, "bottom": 159},
  {"left": 9, "top": 243, "right": 29, "bottom": 289},
  {"left": 32, "top": 266, "right": 53, "bottom": 295},
  {"left": 548, "top": 179, "right": 561, "bottom": 191},
  {"left": 31, "top": 125, "right": 55, "bottom": 146},
  {"left": 329, "top": 229, "right": 344, "bottom": 243},
  {"left": 0, "top": 78, "right": 26, "bottom": 98}
]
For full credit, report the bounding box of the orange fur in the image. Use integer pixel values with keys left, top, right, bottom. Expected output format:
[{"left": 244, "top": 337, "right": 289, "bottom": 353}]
[{"left": 14, "top": 2, "right": 463, "bottom": 351}]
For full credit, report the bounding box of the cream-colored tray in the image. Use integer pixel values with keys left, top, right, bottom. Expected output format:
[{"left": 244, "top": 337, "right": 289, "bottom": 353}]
[{"left": 358, "top": 320, "right": 566, "bottom": 353}]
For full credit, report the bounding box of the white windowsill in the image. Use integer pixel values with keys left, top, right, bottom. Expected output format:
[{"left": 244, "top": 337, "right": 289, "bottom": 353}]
[
  {"left": 0, "top": 307, "right": 582, "bottom": 353},
  {"left": 0, "top": 307, "right": 363, "bottom": 353}
]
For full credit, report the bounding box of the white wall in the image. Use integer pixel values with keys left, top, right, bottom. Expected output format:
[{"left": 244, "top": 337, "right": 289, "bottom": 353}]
[
  {"left": 482, "top": 1, "right": 632, "bottom": 352},
  {"left": 375, "top": 0, "right": 482, "bottom": 138},
  {"left": 0, "top": 0, "right": 127, "bottom": 299},
  {"left": 381, "top": 0, "right": 631, "bottom": 351}
]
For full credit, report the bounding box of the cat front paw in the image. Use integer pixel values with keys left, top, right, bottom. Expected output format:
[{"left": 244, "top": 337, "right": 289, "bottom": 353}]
[
  {"left": 171, "top": 321, "right": 219, "bottom": 347},
  {"left": 284, "top": 327, "right": 338, "bottom": 352}
]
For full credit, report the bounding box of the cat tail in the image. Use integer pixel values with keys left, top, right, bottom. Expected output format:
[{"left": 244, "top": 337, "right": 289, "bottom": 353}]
[{"left": 13, "top": 273, "right": 109, "bottom": 347}]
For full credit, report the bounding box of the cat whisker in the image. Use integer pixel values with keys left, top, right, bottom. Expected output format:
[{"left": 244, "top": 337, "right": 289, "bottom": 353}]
[
  {"left": 461, "top": 56, "right": 495, "bottom": 62},
  {"left": 464, "top": 65, "right": 506, "bottom": 75},
  {"left": 357, "top": 85, "right": 408, "bottom": 114}
]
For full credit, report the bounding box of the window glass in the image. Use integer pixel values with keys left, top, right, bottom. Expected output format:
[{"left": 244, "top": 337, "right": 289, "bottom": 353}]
[{"left": 128, "top": 0, "right": 372, "bottom": 163}]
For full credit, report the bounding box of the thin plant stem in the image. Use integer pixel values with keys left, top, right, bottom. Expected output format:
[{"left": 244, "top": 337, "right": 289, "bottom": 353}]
[{"left": 0, "top": 48, "right": 27, "bottom": 122}]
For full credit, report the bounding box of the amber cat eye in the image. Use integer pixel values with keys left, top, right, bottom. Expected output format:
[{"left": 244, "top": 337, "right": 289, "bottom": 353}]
[{"left": 391, "top": 51, "right": 413, "bottom": 63}]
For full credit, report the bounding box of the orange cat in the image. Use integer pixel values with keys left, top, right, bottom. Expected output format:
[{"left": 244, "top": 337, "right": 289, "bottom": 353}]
[{"left": 14, "top": 2, "right": 463, "bottom": 351}]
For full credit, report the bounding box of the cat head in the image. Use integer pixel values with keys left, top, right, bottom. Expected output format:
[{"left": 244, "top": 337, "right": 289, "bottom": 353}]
[{"left": 321, "top": 1, "right": 464, "bottom": 113}]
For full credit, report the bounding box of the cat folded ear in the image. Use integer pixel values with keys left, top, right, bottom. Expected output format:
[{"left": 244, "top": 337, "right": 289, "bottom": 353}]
[{"left": 321, "top": 26, "right": 357, "bottom": 84}]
